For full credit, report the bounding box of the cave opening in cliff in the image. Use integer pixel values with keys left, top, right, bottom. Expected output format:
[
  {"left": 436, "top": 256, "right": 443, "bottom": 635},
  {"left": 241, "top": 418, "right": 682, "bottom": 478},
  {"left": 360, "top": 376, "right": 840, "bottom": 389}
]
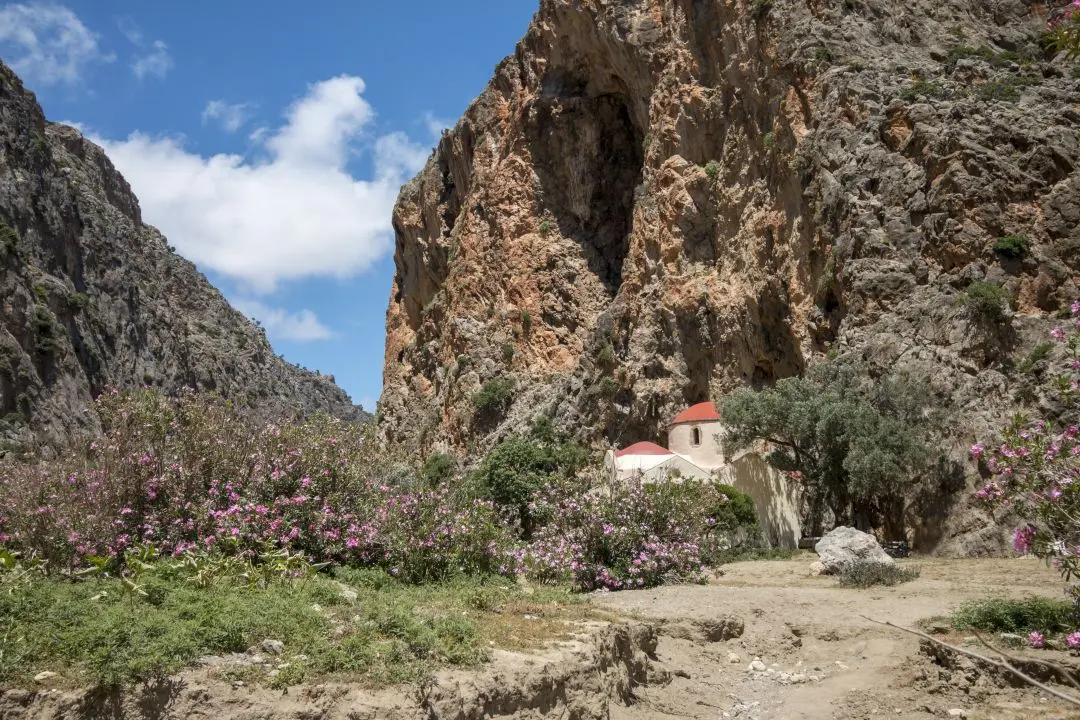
[{"left": 529, "top": 86, "right": 643, "bottom": 293}]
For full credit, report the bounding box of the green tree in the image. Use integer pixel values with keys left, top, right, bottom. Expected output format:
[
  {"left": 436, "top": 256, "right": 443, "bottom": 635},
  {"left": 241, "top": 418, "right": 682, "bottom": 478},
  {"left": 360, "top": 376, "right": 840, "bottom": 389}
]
[
  {"left": 420, "top": 452, "right": 457, "bottom": 487},
  {"left": 720, "top": 362, "right": 935, "bottom": 536},
  {"left": 471, "top": 420, "right": 588, "bottom": 537}
]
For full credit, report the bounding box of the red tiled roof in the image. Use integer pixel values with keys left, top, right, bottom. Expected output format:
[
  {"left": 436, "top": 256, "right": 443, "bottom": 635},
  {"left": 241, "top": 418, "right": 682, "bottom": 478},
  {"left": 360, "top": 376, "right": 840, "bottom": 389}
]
[
  {"left": 614, "top": 441, "right": 673, "bottom": 458},
  {"left": 669, "top": 401, "right": 721, "bottom": 426}
]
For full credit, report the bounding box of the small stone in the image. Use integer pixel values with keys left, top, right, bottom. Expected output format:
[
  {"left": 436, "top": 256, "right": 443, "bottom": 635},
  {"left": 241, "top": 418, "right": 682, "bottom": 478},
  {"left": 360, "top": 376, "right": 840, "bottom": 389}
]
[
  {"left": 261, "top": 639, "right": 285, "bottom": 655},
  {"left": 809, "top": 561, "right": 826, "bottom": 576},
  {"left": 33, "top": 671, "right": 57, "bottom": 683},
  {"left": 748, "top": 658, "right": 767, "bottom": 672},
  {"left": 339, "top": 588, "right": 358, "bottom": 603},
  {"left": 778, "top": 672, "right": 792, "bottom": 683},
  {"left": 835, "top": 661, "right": 849, "bottom": 670},
  {"left": 791, "top": 674, "right": 808, "bottom": 683},
  {"left": 766, "top": 668, "right": 776, "bottom": 675},
  {"left": 727, "top": 651, "right": 741, "bottom": 664},
  {"left": 947, "top": 710, "right": 968, "bottom": 718}
]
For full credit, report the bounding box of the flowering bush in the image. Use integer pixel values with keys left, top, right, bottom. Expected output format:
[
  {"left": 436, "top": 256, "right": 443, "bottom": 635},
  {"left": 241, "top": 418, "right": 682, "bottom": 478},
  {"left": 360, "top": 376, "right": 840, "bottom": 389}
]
[
  {"left": 972, "top": 301, "right": 1080, "bottom": 643},
  {"left": 520, "top": 476, "right": 757, "bottom": 591},
  {"left": 0, "top": 389, "right": 515, "bottom": 581},
  {"left": 1047, "top": 0, "right": 1080, "bottom": 58}
]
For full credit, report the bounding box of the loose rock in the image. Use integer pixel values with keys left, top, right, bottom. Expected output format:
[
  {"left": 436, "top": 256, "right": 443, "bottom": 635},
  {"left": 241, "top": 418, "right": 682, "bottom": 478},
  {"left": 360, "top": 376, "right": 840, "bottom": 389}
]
[
  {"left": 33, "top": 671, "right": 57, "bottom": 683},
  {"left": 815, "top": 527, "right": 895, "bottom": 574},
  {"left": 261, "top": 639, "right": 285, "bottom": 655}
]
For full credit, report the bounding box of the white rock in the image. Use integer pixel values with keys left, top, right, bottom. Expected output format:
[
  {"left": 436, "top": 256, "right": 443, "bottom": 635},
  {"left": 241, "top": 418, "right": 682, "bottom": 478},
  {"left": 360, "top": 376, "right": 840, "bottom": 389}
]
[
  {"left": 727, "top": 652, "right": 741, "bottom": 663},
  {"left": 947, "top": 710, "right": 968, "bottom": 718},
  {"left": 835, "top": 661, "right": 850, "bottom": 670},
  {"left": 261, "top": 639, "right": 285, "bottom": 655},
  {"left": 809, "top": 561, "right": 826, "bottom": 576},
  {"left": 747, "top": 659, "right": 767, "bottom": 672},
  {"left": 814, "top": 526, "right": 895, "bottom": 573},
  {"left": 33, "top": 671, "right": 57, "bottom": 683},
  {"left": 791, "top": 673, "right": 808, "bottom": 683}
]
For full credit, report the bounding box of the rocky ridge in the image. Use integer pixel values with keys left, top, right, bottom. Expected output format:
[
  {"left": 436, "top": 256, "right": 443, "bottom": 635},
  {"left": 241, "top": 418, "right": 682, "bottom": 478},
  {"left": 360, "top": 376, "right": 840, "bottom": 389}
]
[
  {"left": 0, "top": 62, "right": 365, "bottom": 453},
  {"left": 381, "top": 0, "right": 1080, "bottom": 551}
]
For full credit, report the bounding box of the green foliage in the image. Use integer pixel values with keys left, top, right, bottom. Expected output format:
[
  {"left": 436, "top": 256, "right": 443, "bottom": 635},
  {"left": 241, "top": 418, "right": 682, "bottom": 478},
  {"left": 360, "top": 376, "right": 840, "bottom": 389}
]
[
  {"left": 950, "top": 596, "right": 1076, "bottom": 634},
  {"left": 471, "top": 425, "right": 588, "bottom": 536},
  {"left": 66, "top": 291, "right": 90, "bottom": 312},
  {"left": 749, "top": 0, "right": 772, "bottom": 20},
  {"left": 993, "top": 234, "right": 1031, "bottom": 260},
  {"left": 900, "top": 80, "right": 944, "bottom": 102},
  {"left": 1042, "top": 14, "right": 1080, "bottom": 60},
  {"left": 838, "top": 561, "right": 920, "bottom": 587},
  {"left": 591, "top": 376, "right": 618, "bottom": 398},
  {"left": 33, "top": 305, "right": 60, "bottom": 354},
  {"left": 32, "top": 282, "right": 47, "bottom": 302},
  {"left": 763, "top": 131, "right": 775, "bottom": 149},
  {"left": 501, "top": 342, "right": 515, "bottom": 362},
  {"left": 0, "top": 223, "right": 18, "bottom": 252},
  {"left": 421, "top": 452, "right": 458, "bottom": 486},
  {"left": 720, "top": 361, "right": 937, "bottom": 534},
  {"left": 538, "top": 220, "right": 552, "bottom": 237},
  {"left": 0, "top": 564, "right": 587, "bottom": 689},
  {"left": 703, "top": 160, "right": 721, "bottom": 181},
  {"left": 521, "top": 309, "right": 532, "bottom": 336},
  {"left": 959, "top": 281, "right": 1011, "bottom": 325},
  {"left": 812, "top": 44, "right": 834, "bottom": 65},
  {"left": 474, "top": 377, "right": 515, "bottom": 418},
  {"left": 595, "top": 342, "right": 616, "bottom": 368},
  {"left": 975, "top": 77, "right": 1037, "bottom": 102},
  {"left": 456, "top": 354, "right": 471, "bottom": 369},
  {"left": 1018, "top": 342, "right": 1055, "bottom": 374}
]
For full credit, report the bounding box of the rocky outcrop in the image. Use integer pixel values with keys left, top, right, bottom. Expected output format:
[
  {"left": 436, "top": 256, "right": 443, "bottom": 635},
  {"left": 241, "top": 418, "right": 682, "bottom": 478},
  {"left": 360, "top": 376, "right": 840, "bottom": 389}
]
[
  {"left": 381, "top": 0, "right": 1080, "bottom": 550},
  {"left": 0, "top": 63, "right": 365, "bottom": 453}
]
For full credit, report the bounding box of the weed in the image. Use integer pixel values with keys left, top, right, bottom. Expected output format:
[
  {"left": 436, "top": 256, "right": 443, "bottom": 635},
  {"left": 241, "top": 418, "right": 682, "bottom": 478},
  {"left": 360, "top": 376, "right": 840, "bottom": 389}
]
[
  {"left": 950, "top": 595, "right": 1075, "bottom": 634},
  {"left": 901, "top": 80, "right": 944, "bottom": 102},
  {"left": 704, "top": 160, "right": 721, "bottom": 181},
  {"left": 521, "top": 310, "right": 532, "bottom": 337},
  {"left": 538, "top": 220, "right": 552, "bottom": 237},
  {"left": 501, "top": 342, "right": 515, "bottom": 362},
  {"left": 1018, "top": 342, "right": 1055, "bottom": 374},
  {"left": 837, "top": 561, "right": 920, "bottom": 587}
]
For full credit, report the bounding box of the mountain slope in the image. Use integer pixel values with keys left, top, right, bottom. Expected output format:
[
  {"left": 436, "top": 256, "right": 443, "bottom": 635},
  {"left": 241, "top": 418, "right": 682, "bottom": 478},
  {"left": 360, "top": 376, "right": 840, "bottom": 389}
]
[
  {"left": 380, "top": 0, "right": 1080, "bottom": 550},
  {"left": 0, "top": 62, "right": 365, "bottom": 453}
]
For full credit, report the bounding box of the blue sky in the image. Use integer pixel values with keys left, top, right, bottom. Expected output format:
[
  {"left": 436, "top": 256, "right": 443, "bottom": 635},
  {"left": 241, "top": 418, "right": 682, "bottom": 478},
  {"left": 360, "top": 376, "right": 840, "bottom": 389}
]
[{"left": 0, "top": 1, "right": 538, "bottom": 411}]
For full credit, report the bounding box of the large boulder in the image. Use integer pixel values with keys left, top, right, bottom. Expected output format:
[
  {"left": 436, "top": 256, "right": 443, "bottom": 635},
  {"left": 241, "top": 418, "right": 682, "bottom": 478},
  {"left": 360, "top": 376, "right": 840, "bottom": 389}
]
[{"left": 814, "top": 527, "right": 895, "bottom": 574}]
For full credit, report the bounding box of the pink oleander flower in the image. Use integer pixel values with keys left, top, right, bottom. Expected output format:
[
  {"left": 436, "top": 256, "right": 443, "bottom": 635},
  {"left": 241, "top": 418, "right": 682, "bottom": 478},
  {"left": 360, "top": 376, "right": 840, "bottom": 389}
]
[
  {"left": 1052, "top": 327, "right": 1067, "bottom": 342},
  {"left": 1013, "top": 526, "right": 1036, "bottom": 554},
  {"left": 1029, "top": 631, "right": 1046, "bottom": 649},
  {"left": 1067, "top": 632, "right": 1080, "bottom": 649},
  {"left": 970, "top": 443, "right": 984, "bottom": 459}
]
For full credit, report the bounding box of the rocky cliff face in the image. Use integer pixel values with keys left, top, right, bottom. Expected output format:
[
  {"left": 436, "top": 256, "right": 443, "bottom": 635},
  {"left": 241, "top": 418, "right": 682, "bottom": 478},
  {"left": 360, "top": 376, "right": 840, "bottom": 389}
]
[
  {"left": 0, "top": 63, "right": 365, "bottom": 453},
  {"left": 381, "top": 0, "right": 1080, "bottom": 548}
]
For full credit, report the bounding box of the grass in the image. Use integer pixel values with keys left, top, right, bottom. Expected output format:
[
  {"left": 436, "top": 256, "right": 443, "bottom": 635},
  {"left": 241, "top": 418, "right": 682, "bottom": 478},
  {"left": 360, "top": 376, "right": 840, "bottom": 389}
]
[
  {"left": 950, "top": 595, "right": 1076, "bottom": 634},
  {"left": 1018, "top": 342, "right": 1055, "bottom": 374},
  {"left": 715, "top": 547, "right": 802, "bottom": 564},
  {"left": 837, "top": 561, "right": 920, "bottom": 587},
  {"left": 0, "top": 566, "right": 595, "bottom": 690}
]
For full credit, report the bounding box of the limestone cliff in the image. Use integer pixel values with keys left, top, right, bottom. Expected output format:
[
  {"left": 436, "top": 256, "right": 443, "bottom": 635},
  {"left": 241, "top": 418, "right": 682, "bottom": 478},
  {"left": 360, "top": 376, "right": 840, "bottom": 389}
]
[
  {"left": 0, "top": 62, "right": 365, "bottom": 454},
  {"left": 381, "top": 0, "right": 1080, "bottom": 548}
]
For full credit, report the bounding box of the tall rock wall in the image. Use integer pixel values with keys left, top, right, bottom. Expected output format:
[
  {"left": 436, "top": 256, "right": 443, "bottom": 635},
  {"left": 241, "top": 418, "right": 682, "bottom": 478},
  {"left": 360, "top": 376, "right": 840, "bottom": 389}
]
[
  {"left": 0, "top": 63, "right": 365, "bottom": 454},
  {"left": 381, "top": 0, "right": 1080, "bottom": 549}
]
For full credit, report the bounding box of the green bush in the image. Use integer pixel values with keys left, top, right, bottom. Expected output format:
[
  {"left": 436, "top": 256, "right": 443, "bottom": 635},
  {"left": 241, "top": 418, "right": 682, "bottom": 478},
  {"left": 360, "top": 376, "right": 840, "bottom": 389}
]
[
  {"left": 538, "top": 220, "right": 552, "bottom": 237},
  {"left": 474, "top": 377, "right": 514, "bottom": 417},
  {"left": 66, "top": 291, "right": 89, "bottom": 312},
  {"left": 950, "top": 596, "right": 1075, "bottom": 634},
  {"left": 421, "top": 452, "right": 457, "bottom": 486},
  {"left": 960, "top": 281, "right": 1011, "bottom": 324},
  {"left": 501, "top": 342, "right": 515, "bottom": 362},
  {"left": 1018, "top": 342, "right": 1055, "bottom": 374},
  {"left": 900, "top": 80, "right": 943, "bottom": 102},
  {"left": 838, "top": 561, "right": 920, "bottom": 587},
  {"left": 0, "top": 223, "right": 18, "bottom": 252},
  {"left": 521, "top": 310, "right": 532, "bottom": 337},
  {"left": 704, "top": 160, "right": 721, "bottom": 180},
  {"left": 595, "top": 342, "right": 616, "bottom": 368},
  {"left": 993, "top": 234, "right": 1031, "bottom": 260},
  {"left": 592, "top": 376, "right": 618, "bottom": 398}
]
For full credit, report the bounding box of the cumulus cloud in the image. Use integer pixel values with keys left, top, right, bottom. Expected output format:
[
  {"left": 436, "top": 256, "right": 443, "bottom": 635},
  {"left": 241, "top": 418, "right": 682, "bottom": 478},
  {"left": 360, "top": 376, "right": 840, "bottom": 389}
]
[
  {"left": 92, "top": 75, "right": 428, "bottom": 292},
  {"left": 0, "top": 3, "right": 107, "bottom": 85},
  {"left": 422, "top": 111, "right": 452, "bottom": 139},
  {"left": 232, "top": 299, "right": 334, "bottom": 342},
  {"left": 202, "top": 100, "right": 253, "bottom": 133},
  {"left": 132, "top": 39, "right": 172, "bottom": 80}
]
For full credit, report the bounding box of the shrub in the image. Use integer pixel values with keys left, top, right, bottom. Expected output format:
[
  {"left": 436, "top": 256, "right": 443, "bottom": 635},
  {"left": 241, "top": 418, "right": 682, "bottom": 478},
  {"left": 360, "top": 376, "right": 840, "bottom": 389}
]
[
  {"left": 993, "top": 234, "right": 1031, "bottom": 259},
  {"left": 950, "top": 596, "right": 1076, "bottom": 634},
  {"left": 521, "top": 310, "right": 532, "bottom": 336},
  {"left": 592, "top": 376, "right": 618, "bottom": 398},
  {"left": 421, "top": 451, "right": 457, "bottom": 486},
  {"left": 65, "top": 291, "right": 89, "bottom": 312},
  {"left": 474, "top": 377, "right": 514, "bottom": 417},
  {"left": 523, "top": 478, "right": 758, "bottom": 591},
  {"left": 959, "top": 281, "right": 1011, "bottom": 324},
  {"left": 501, "top": 342, "right": 514, "bottom": 362},
  {"left": 900, "top": 80, "right": 943, "bottom": 102},
  {"left": 704, "top": 160, "right": 721, "bottom": 181},
  {"left": 0, "top": 223, "right": 18, "bottom": 252},
  {"left": 595, "top": 342, "right": 616, "bottom": 368},
  {"left": 1017, "top": 342, "right": 1055, "bottom": 374},
  {"left": 0, "top": 389, "right": 516, "bottom": 581},
  {"left": 763, "top": 131, "right": 775, "bottom": 149},
  {"left": 538, "top": 220, "right": 552, "bottom": 237},
  {"left": 837, "top": 561, "right": 920, "bottom": 587}
]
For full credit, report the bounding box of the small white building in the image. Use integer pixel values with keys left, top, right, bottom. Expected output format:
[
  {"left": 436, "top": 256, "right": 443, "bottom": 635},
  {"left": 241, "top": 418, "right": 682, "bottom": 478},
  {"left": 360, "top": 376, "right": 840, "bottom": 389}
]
[{"left": 603, "top": 401, "right": 803, "bottom": 548}]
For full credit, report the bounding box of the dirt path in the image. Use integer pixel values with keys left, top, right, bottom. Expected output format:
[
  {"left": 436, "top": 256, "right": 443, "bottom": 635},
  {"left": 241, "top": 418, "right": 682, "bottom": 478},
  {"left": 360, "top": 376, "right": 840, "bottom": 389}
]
[{"left": 593, "top": 556, "right": 1080, "bottom": 720}]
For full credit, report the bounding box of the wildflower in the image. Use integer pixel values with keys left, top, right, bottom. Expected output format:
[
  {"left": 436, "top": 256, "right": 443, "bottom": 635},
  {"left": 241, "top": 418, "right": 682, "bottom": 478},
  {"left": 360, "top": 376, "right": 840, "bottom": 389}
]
[
  {"left": 1067, "top": 632, "right": 1080, "bottom": 649},
  {"left": 970, "top": 443, "right": 984, "bottom": 459},
  {"left": 1028, "top": 631, "right": 1046, "bottom": 649},
  {"left": 1052, "top": 327, "right": 1067, "bottom": 342}
]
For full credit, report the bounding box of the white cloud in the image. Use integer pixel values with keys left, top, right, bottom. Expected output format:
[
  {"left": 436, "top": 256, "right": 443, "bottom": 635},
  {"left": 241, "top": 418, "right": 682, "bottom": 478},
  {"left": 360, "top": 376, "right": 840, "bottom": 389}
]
[
  {"left": 0, "top": 3, "right": 105, "bottom": 85},
  {"left": 202, "top": 100, "right": 252, "bottom": 133},
  {"left": 232, "top": 299, "right": 334, "bottom": 342},
  {"left": 132, "top": 39, "right": 171, "bottom": 80},
  {"left": 423, "top": 111, "right": 452, "bottom": 139},
  {"left": 92, "top": 75, "right": 428, "bottom": 292}
]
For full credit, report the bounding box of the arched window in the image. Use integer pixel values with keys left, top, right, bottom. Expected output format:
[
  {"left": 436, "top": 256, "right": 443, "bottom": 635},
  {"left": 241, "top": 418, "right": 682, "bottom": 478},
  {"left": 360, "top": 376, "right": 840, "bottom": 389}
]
[{"left": 691, "top": 427, "right": 701, "bottom": 446}]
